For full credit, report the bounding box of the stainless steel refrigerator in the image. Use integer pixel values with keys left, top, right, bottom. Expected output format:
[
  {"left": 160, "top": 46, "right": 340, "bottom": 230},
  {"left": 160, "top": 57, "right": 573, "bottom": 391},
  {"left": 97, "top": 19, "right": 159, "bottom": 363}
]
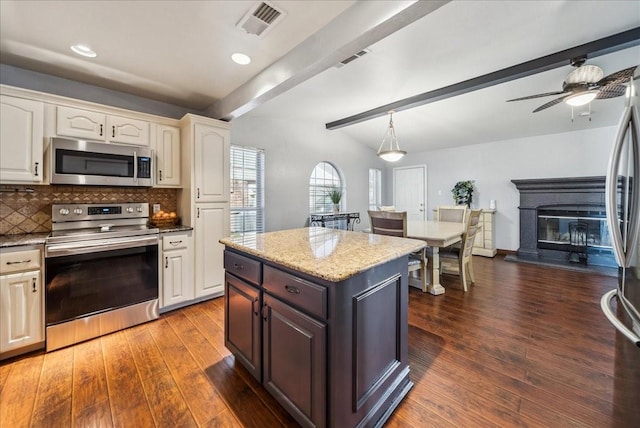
[{"left": 601, "top": 103, "right": 640, "bottom": 426}]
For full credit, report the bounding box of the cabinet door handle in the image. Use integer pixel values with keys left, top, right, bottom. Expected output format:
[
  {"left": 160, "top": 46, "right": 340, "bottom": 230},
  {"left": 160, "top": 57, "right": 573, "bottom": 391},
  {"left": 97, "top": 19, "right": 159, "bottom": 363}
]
[
  {"left": 285, "top": 285, "right": 301, "bottom": 294},
  {"left": 252, "top": 297, "right": 259, "bottom": 315},
  {"left": 234, "top": 263, "right": 244, "bottom": 270},
  {"left": 6, "top": 259, "right": 31, "bottom": 265},
  {"left": 165, "top": 256, "right": 168, "bottom": 268},
  {"left": 262, "top": 303, "right": 268, "bottom": 321},
  {"left": 197, "top": 188, "right": 200, "bottom": 199},
  {"left": 32, "top": 277, "right": 37, "bottom": 293},
  {"left": 99, "top": 124, "right": 103, "bottom": 136},
  {"left": 112, "top": 125, "right": 116, "bottom": 138},
  {"left": 169, "top": 240, "right": 182, "bottom": 246},
  {"left": 159, "top": 170, "right": 163, "bottom": 181},
  {"left": 197, "top": 207, "right": 200, "bottom": 218},
  {"left": 34, "top": 162, "right": 39, "bottom": 176}
]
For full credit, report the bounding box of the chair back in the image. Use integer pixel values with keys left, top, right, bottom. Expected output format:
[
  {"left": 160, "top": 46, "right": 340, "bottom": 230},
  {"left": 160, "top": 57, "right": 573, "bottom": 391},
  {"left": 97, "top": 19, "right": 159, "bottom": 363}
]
[
  {"left": 368, "top": 210, "right": 407, "bottom": 237},
  {"left": 437, "top": 205, "right": 467, "bottom": 224},
  {"left": 461, "top": 209, "right": 482, "bottom": 258}
]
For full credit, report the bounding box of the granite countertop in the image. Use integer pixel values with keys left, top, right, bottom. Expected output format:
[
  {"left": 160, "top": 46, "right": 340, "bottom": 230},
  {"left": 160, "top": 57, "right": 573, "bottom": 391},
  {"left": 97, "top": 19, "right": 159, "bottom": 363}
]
[
  {"left": 220, "top": 227, "right": 426, "bottom": 282},
  {"left": 1, "top": 225, "right": 193, "bottom": 248},
  {"left": 0, "top": 233, "right": 49, "bottom": 248},
  {"left": 158, "top": 225, "right": 193, "bottom": 233}
]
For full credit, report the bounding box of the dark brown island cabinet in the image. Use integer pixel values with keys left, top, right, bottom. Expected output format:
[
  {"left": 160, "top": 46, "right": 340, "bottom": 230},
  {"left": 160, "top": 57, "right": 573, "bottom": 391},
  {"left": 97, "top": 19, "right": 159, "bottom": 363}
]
[{"left": 220, "top": 227, "right": 426, "bottom": 428}]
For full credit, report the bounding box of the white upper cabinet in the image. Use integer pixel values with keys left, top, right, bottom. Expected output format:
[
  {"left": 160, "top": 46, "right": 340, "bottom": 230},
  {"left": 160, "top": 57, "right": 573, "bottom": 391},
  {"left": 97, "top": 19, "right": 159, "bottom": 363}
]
[
  {"left": 194, "top": 123, "right": 230, "bottom": 202},
  {"left": 56, "top": 105, "right": 105, "bottom": 140},
  {"left": 154, "top": 124, "right": 181, "bottom": 187},
  {"left": 56, "top": 106, "right": 149, "bottom": 146},
  {"left": 107, "top": 114, "right": 150, "bottom": 146},
  {"left": 0, "top": 95, "right": 44, "bottom": 183}
]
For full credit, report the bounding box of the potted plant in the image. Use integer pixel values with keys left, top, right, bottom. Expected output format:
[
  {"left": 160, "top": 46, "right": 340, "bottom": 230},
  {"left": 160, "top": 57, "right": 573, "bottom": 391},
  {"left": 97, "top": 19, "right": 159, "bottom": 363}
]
[
  {"left": 451, "top": 180, "right": 474, "bottom": 207},
  {"left": 326, "top": 186, "right": 343, "bottom": 213}
]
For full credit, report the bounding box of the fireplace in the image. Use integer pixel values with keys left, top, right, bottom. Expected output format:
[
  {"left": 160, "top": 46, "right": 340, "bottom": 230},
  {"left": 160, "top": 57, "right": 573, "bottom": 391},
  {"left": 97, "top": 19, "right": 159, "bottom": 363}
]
[{"left": 511, "top": 176, "right": 616, "bottom": 268}]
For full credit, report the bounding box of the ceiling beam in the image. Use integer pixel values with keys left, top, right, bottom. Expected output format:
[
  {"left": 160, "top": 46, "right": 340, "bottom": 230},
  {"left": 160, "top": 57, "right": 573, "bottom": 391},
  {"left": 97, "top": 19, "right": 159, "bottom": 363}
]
[
  {"left": 205, "top": 0, "right": 451, "bottom": 121},
  {"left": 326, "top": 26, "right": 640, "bottom": 130}
]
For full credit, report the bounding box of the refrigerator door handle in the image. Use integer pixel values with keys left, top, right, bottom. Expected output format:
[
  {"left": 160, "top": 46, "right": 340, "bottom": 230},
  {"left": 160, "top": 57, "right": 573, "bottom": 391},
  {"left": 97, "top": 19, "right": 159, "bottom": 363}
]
[
  {"left": 605, "top": 105, "right": 640, "bottom": 267},
  {"left": 601, "top": 289, "right": 640, "bottom": 347}
]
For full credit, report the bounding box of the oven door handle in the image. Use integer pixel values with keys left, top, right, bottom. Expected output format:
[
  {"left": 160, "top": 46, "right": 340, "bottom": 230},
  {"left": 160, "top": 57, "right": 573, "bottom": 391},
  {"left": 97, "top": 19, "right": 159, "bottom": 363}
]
[{"left": 46, "top": 235, "right": 158, "bottom": 257}]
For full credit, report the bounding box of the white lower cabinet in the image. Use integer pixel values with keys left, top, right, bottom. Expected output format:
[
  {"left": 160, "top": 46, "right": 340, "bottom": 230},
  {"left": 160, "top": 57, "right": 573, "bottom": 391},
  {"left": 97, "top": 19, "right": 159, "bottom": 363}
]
[
  {"left": 195, "top": 203, "right": 229, "bottom": 298},
  {"left": 0, "top": 247, "right": 44, "bottom": 359},
  {"left": 160, "top": 232, "right": 194, "bottom": 310}
]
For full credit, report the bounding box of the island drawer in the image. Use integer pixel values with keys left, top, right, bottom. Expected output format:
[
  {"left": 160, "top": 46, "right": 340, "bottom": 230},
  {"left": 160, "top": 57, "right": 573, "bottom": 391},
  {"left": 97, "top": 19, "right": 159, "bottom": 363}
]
[
  {"left": 224, "top": 250, "right": 262, "bottom": 285},
  {"left": 263, "top": 265, "right": 327, "bottom": 319}
]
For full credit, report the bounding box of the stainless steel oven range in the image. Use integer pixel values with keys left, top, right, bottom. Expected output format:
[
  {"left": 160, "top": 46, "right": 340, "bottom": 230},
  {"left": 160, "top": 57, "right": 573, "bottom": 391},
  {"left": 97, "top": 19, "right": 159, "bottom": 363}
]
[{"left": 45, "top": 203, "right": 159, "bottom": 351}]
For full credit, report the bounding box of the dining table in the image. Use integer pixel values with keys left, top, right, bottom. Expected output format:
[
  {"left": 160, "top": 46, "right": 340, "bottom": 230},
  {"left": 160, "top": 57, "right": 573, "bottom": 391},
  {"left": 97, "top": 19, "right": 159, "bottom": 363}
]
[{"left": 407, "top": 220, "right": 467, "bottom": 295}]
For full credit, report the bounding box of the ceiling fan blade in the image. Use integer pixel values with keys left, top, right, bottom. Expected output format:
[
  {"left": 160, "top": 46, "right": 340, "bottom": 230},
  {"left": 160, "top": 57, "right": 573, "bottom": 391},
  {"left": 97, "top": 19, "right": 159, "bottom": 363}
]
[
  {"left": 598, "top": 66, "right": 638, "bottom": 87},
  {"left": 507, "top": 91, "right": 567, "bottom": 102},
  {"left": 532, "top": 95, "right": 570, "bottom": 112},
  {"left": 596, "top": 84, "right": 627, "bottom": 99}
]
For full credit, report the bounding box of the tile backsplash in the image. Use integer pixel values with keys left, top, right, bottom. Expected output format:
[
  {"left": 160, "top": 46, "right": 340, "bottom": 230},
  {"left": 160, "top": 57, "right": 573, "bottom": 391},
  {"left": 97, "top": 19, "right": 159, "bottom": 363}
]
[{"left": 0, "top": 185, "right": 178, "bottom": 235}]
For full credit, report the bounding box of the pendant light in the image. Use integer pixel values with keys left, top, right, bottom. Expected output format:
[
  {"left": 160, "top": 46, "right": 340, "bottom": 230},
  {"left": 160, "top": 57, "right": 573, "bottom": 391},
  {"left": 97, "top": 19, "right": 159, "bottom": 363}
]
[{"left": 376, "top": 111, "right": 406, "bottom": 162}]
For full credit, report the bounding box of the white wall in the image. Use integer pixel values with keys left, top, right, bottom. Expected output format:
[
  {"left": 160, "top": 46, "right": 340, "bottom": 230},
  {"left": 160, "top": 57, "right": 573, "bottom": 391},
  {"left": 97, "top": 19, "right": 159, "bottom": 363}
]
[
  {"left": 232, "top": 116, "right": 386, "bottom": 232},
  {"left": 384, "top": 126, "right": 617, "bottom": 251}
]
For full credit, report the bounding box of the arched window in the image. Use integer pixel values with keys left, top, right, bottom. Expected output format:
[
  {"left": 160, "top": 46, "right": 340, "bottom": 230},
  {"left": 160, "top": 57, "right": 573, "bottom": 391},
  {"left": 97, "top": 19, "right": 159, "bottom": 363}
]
[{"left": 309, "top": 162, "right": 343, "bottom": 213}]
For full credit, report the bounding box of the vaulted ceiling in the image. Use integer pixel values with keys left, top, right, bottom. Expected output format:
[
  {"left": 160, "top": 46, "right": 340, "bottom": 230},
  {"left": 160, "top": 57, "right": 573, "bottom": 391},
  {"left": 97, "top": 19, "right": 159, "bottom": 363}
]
[{"left": 1, "top": 0, "right": 639, "bottom": 154}]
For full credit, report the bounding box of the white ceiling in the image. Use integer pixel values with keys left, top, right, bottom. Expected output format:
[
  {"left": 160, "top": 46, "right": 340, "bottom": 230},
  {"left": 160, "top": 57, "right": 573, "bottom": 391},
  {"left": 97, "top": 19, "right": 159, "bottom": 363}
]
[{"left": 1, "top": 0, "right": 639, "bottom": 155}]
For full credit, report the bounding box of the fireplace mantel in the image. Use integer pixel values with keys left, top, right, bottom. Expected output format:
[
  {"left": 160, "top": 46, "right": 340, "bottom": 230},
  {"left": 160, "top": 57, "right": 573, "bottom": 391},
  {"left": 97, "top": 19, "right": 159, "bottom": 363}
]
[{"left": 511, "top": 176, "right": 608, "bottom": 262}]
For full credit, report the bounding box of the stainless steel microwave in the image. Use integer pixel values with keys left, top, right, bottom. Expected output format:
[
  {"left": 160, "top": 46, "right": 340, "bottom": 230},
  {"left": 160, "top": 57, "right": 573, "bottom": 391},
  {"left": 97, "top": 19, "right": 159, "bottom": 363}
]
[{"left": 50, "top": 137, "right": 153, "bottom": 187}]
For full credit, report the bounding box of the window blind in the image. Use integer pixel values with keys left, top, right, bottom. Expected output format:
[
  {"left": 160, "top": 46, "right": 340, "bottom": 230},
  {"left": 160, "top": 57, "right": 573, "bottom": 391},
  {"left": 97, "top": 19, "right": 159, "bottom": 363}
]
[
  {"left": 230, "top": 146, "right": 265, "bottom": 238},
  {"left": 309, "top": 161, "right": 342, "bottom": 213}
]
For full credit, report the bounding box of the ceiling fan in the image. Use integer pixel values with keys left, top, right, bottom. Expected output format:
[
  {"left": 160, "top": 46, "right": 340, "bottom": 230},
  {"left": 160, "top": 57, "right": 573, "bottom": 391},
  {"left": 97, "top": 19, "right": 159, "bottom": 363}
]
[{"left": 507, "top": 57, "right": 638, "bottom": 112}]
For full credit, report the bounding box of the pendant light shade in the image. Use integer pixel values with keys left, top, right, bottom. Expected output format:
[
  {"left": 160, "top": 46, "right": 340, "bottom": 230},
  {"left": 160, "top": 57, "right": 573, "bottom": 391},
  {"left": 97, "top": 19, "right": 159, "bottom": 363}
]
[{"left": 377, "top": 111, "right": 406, "bottom": 162}]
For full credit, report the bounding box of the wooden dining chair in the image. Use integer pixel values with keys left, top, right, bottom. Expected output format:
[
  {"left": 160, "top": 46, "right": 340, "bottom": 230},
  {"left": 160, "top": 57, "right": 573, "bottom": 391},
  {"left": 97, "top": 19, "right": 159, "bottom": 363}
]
[
  {"left": 436, "top": 205, "right": 468, "bottom": 224},
  {"left": 439, "top": 209, "right": 482, "bottom": 291},
  {"left": 368, "top": 210, "right": 428, "bottom": 292}
]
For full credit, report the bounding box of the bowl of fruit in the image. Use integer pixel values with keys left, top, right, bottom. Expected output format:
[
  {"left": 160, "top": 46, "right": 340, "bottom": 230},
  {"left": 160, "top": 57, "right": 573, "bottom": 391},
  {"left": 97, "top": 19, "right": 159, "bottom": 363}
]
[{"left": 150, "top": 209, "right": 179, "bottom": 228}]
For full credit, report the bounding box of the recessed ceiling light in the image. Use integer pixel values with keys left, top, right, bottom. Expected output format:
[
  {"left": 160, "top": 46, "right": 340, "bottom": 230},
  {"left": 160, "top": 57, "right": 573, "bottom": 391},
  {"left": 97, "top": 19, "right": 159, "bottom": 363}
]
[
  {"left": 70, "top": 44, "right": 97, "bottom": 58},
  {"left": 231, "top": 53, "right": 251, "bottom": 65}
]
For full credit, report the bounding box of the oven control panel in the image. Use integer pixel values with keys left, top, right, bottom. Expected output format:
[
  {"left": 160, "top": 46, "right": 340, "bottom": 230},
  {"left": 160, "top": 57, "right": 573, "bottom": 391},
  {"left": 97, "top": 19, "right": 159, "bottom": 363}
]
[{"left": 52, "top": 203, "right": 149, "bottom": 222}]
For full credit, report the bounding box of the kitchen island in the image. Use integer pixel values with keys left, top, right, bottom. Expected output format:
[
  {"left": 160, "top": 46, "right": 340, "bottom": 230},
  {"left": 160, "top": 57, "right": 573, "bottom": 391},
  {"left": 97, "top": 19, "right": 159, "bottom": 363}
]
[{"left": 220, "top": 227, "right": 426, "bottom": 428}]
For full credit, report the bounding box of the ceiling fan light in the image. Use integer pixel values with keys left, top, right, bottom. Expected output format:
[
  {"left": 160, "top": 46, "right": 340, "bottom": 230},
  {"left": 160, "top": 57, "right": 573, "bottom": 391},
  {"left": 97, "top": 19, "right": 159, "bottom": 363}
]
[
  {"left": 565, "top": 91, "right": 598, "bottom": 107},
  {"left": 376, "top": 111, "right": 407, "bottom": 162},
  {"left": 378, "top": 150, "right": 406, "bottom": 162}
]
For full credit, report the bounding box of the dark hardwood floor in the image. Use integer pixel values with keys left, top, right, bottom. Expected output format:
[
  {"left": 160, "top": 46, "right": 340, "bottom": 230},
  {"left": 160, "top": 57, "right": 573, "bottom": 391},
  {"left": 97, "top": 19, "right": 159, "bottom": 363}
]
[{"left": 0, "top": 256, "right": 630, "bottom": 427}]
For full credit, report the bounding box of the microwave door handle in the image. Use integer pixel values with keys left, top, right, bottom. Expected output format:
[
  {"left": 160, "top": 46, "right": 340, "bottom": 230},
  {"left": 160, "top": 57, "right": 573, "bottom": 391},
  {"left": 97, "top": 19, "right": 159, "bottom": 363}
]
[{"left": 133, "top": 151, "right": 138, "bottom": 183}]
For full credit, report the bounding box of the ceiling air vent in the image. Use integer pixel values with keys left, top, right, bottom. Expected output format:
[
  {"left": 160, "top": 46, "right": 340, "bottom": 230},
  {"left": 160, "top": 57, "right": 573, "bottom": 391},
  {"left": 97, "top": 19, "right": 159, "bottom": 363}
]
[
  {"left": 237, "top": 1, "right": 287, "bottom": 38},
  {"left": 335, "top": 49, "right": 371, "bottom": 68}
]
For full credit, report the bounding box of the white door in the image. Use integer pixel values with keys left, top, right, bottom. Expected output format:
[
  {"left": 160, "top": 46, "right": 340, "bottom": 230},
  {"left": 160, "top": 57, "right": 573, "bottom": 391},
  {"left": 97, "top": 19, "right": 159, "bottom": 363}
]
[{"left": 393, "top": 165, "right": 427, "bottom": 221}]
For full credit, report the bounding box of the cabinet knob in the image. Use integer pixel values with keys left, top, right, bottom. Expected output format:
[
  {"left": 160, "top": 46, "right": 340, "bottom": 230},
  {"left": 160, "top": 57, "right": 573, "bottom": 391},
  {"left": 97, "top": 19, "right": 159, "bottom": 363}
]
[{"left": 234, "top": 263, "right": 244, "bottom": 270}]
